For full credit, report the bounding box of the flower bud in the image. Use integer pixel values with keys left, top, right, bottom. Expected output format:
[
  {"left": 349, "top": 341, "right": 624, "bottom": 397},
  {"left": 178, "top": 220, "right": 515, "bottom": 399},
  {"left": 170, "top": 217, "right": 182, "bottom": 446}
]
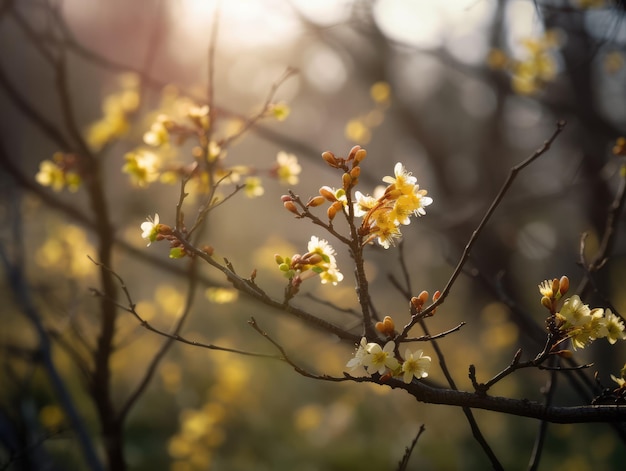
[
  {"left": 350, "top": 167, "right": 361, "bottom": 179},
  {"left": 375, "top": 321, "right": 385, "bottom": 334},
  {"left": 302, "top": 253, "right": 323, "bottom": 265},
  {"left": 306, "top": 195, "right": 326, "bottom": 207},
  {"left": 283, "top": 201, "right": 300, "bottom": 215},
  {"left": 559, "top": 276, "right": 569, "bottom": 296},
  {"left": 202, "top": 245, "right": 214, "bottom": 256},
  {"left": 327, "top": 202, "right": 338, "bottom": 220},
  {"left": 321, "top": 151, "right": 339, "bottom": 167},
  {"left": 347, "top": 145, "right": 361, "bottom": 161},
  {"left": 342, "top": 173, "right": 352, "bottom": 189},
  {"left": 281, "top": 194, "right": 293, "bottom": 203},
  {"left": 541, "top": 296, "right": 552, "bottom": 310},
  {"left": 379, "top": 372, "right": 393, "bottom": 382},
  {"left": 375, "top": 316, "right": 396, "bottom": 336},
  {"left": 169, "top": 247, "right": 185, "bottom": 259},
  {"left": 353, "top": 148, "right": 367, "bottom": 164},
  {"left": 319, "top": 186, "right": 336, "bottom": 201},
  {"left": 410, "top": 296, "right": 422, "bottom": 310},
  {"left": 158, "top": 224, "right": 173, "bottom": 235},
  {"left": 275, "top": 254, "right": 284, "bottom": 264},
  {"left": 551, "top": 278, "right": 559, "bottom": 297}
]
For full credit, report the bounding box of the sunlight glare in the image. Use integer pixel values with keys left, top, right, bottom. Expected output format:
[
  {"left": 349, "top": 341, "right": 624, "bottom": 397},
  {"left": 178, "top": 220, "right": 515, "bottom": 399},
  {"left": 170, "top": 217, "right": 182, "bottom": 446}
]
[
  {"left": 290, "top": 0, "right": 353, "bottom": 26},
  {"left": 177, "top": 0, "right": 300, "bottom": 49}
]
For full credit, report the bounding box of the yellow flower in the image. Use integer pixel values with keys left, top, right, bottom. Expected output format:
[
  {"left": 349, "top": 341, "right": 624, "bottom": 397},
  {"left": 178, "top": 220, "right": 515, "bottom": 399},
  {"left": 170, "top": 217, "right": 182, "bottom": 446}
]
[
  {"left": 35, "top": 153, "right": 82, "bottom": 192},
  {"left": 401, "top": 348, "right": 431, "bottom": 384},
  {"left": 558, "top": 295, "right": 592, "bottom": 328},
  {"left": 383, "top": 162, "right": 418, "bottom": 191},
  {"left": 305, "top": 236, "right": 343, "bottom": 285},
  {"left": 143, "top": 115, "right": 171, "bottom": 147},
  {"left": 86, "top": 75, "right": 140, "bottom": 150},
  {"left": 346, "top": 337, "right": 368, "bottom": 372},
  {"left": 362, "top": 341, "right": 399, "bottom": 375},
  {"left": 244, "top": 176, "right": 264, "bottom": 198},
  {"left": 141, "top": 214, "right": 160, "bottom": 246},
  {"left": 269, "top": 102, "right": 290, "bottom": 121},
  {"left": 123, "top": 149, "right": 160, "bottom": 187},
  {"left": 601, "top": 309, "right": 626, "bottom": 344},
  {"left": 188, "top": 105, "right": 210, "bottom": 130},
  {"left": 275, "top": 152, "right": 301, "bottom": 186},
  {"left": 35, "top": 160, "right": 66, "bottom": 192}
]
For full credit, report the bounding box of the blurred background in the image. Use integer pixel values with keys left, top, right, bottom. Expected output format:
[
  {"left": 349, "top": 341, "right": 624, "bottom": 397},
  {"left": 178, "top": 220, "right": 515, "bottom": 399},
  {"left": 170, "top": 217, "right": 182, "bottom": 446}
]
[{"left": 1, "top": 0, "right": 626, "bottom": 469}]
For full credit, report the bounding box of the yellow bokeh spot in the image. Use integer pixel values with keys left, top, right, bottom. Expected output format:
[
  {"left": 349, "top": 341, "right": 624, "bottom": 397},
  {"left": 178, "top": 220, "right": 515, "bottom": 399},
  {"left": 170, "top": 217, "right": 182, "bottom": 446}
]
[
  {"left": 188, "top": 448, "right": 212, "bottom": 469},
  {"left": 591, "top": 432, "right": 616, "bottom": 459},
  {"left": 555, "top": 455, "right": 591, "bottom": 471},
  {"left": 480, "top": 302, "right": 518, "bottom": 351},
  {"left": 39, "top": 404, "right": 65, "bottom": 429},
  {"left": 160, "top": 361, "right": 182, "bottom": 393},
  {"left": 204, "top": 428, "right": 226, "bottom": 448},
  {"left": 480, "top": 302, "right": 510, "bottom": 324},
  {"left": 370, "top": 81, "right": 391, "bottom": 104},
  {"left": 35, "top": 224, "right": 96, "bottom": 278},
  {"left": 168, "top": 434, "right": 192, "bottom": 459},
  {"left": 576, "top": 0, "right": 605, "bottom": 8},
  {"left": 481, "top": 323, "right": 519, "bottom": 351},
  {"left": 345, "top": 119, "right": 371, "bottom": 144},
  {"left": 181, "top": 410, "right": 211, "bottom": 440},
  {"left": 487, "top": 49, "right": 508, "bottom": 69},
  {"left": 170, "top": 461, "right": 193, "bottom": 471},
  {"left": 205, "top": 287, "right": 239, "bottom": 304},
  {"left": 155, "top": 284, "right": 185, "bottom": 317},
  {"left": 604, "top": 51, "right": 624, "bottom": 74},
  {"left": 202, "top": 402, "right": 227, "bottom": 423},
  {"left": 294, "top": 403, "right": 323, "bottom": 432}
]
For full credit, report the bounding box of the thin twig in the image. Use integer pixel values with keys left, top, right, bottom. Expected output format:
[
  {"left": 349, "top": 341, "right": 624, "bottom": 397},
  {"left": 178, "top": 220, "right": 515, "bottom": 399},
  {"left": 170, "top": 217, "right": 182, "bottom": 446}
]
[
  {"left": 0, "top": 237, "right": 103, "bottom": 471},
  {"left": 421, "top": 121, "right": 567, "bottom": 320},
  {"left": 397, "top": 424, "right": 426, "bottom": 471},
  {"left": 576, "top": 161, "right": 626, "bottom": 305},
  {"left": 172, "top": 232, "right": 360, "bottom": 342},
  {"left": 118, "top": 256, "right": 198, "bottom": 422},
  {"left": 392, "top": 238, "right": 503, "bottom": 470},
  {"left": 528, "top": 366, "right": 557, "bottom": 471},
  {"left": 248, "top": 317, "right": 349, "bottom": 382}
]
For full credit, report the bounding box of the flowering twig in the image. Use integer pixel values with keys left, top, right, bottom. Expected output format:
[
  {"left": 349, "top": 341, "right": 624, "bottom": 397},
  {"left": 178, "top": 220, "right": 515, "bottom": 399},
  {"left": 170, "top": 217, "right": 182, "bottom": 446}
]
[
  {"left": 390, "top": 238, "right": 502, "bottom": 470},
  {"left": 173, "top": 232, "right": 360, "bottom": 342}
]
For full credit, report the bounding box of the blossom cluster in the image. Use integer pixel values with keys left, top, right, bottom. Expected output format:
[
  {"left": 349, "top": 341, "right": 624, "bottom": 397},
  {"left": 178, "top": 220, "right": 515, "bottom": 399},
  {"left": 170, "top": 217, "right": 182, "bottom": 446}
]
[
  {"left": 122, "top": 97, "right": 299, "bottom": 194},
  {"left": 556, "top": 295, "right": 625, "bottom": 349},
  {"left": 275, "top": 236, "right": 343, "bottom": 290},
  {"left": 355, "top": 162, "right": 433, "bottom": 248},
  {"left": 538, "top": 276, "right": 626, "bottom": 350},
  {"left": 35, "top": 152, "right": 83, "bottom": 192},
  {"left": 86, "top": 73, "right": 140, "bottom": 151},
  {"left": 346, "top": 338, "right": 431, "bottom": 384},
  {"left": 488, "top": 30, "right": 560, "bottom": 95},
  {"left": 140, "top": 214, "right": 191, "bottom": 259}
]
